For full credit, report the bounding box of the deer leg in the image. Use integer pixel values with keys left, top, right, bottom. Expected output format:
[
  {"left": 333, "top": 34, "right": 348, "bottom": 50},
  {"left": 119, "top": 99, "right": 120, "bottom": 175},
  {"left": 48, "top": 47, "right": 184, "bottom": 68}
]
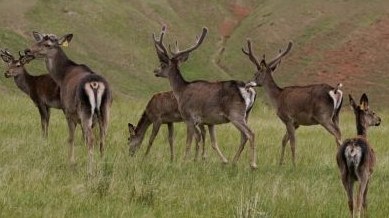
[
  {"left": 38, "top": 105, "right": 49, "bottom": 139},
  {"left": 80, "top": 113, "right": 94, "bottom": 174},
  {"left": 145, "top": 120, "right": 162, "bottom": 156},
  {"left": 208, "top": 125, "right": 228, "bottom": 163},
  {"left": 193, "top": 126, "right": 201, "bottom": 161},
  {"left": 66, "top": 118, "right": 77, "bottom": 164},
  {"left": 357, "top": 175, "right": 369, "bottom": 218},
  {"left": 280, "top": 131, "right": 289, "bottom": 165},
  {"left": 342, "top": 175, "right": 355, "bottom": 218},
  {"left": 199, "top": 124, "right": 207, "bottom": 160},
  {"left": 184, "top": 123, "right": 196, "bottom": 160},
  {"left": 98, "top": 104, "right": 110, "bottom": 157},
  {"left": 230, "top": 120, "right": 256, "bottom": 169},
  {"left": 362, "top": 180, "right": 370, "bottom": 217},
  {"left": 167, "top": 123, "right": 174, "bottom": 162},
  {"left": 321, "top": 121, "right": 342, "bottom": 146},
  {"left": 285, "top": 123, "right": 297, "bottom": 166}
]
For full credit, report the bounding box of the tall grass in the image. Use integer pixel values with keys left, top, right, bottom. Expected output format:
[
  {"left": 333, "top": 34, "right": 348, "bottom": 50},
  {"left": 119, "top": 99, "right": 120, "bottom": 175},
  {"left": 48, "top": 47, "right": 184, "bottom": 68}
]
[{"left": 0, "top": 93, "right": 388, "bottom": 217}]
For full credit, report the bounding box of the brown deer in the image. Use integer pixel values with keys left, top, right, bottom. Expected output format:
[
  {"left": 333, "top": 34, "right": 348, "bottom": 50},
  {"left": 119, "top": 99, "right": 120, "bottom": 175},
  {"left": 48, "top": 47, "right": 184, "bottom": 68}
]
[
  {"left": 336, "top": 94, "right": 380, "bottom": 218},
  {"left": 152, "top": 26, "right": 257, "bottom": 169},
  {"left": 128, "top": 91, "right": 210, "bottom": 161},
  {"left": 242, "top": 39, "right": 343, "bottom": 165},
  {"left": 25, "top": 32, "right": 112, "bottom": 172},
  {"left": 1, "top": 49, "right": 61, "bottom": 138}
]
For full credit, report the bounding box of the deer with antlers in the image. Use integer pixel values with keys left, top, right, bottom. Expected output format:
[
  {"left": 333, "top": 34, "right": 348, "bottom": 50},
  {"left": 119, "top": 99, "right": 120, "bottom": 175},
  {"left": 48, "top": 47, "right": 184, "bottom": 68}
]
[
  {"left": 242, "top": 40, "right": 343, "bottom": 165},
  {"left": 1, "top": 49, "right": 61, "bottom": 138},
  {"left": 337, "top": 94, "right": 380, "bottom": 218},
  {"left": 152, "top": 26, "right": 257, "bottom": 169},
  {"left": 25, "top": 32, "right": 112, "bottom": 172},
  {"left": 128, "top": 91, "right": 211, "bottom": 161}
]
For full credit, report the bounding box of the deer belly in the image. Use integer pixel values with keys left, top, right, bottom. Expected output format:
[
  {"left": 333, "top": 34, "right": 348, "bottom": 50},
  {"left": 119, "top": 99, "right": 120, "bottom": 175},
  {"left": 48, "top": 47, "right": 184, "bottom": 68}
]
[{"left": 190, "top": 114, "right": 228, "bottom": 125}]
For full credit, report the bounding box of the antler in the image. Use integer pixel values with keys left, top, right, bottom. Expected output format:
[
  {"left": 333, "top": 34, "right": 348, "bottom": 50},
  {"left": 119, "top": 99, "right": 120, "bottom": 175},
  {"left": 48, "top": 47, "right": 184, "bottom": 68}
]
[
  {"left": 19, "top": 50, "right": 34, "bottom": 64},
  {"left": 1, "top": 49, "right": 14, "bottom": 59},
  {"left": 242, "top": 39, "right": 261, "bottom": 69},
  {"left": 0, "top": 49, "right": 15, "bottom": 63},
  {"left": 153, "top": 25, "right": 169, "bottom": 58},
  {"left": 169, "top": 27, "right": 208, "bottom": 59},
  {"left": 267, "top": 41, "right": 293, "bottom": 69}
]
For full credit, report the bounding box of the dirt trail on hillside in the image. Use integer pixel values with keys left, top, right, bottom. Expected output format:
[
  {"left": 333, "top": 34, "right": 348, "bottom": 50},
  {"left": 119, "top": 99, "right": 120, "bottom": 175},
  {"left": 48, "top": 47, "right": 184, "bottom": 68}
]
[{"left": 213, "top": 2, "right": 251, "bottom": 75}]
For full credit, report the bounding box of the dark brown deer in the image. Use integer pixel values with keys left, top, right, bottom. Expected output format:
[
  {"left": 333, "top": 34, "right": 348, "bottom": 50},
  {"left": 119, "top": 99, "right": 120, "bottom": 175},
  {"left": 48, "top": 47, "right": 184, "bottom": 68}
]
[
  {"left": 1, "top": 49, "right": 61, "bottom": 138},
  {"left": 25, "top": 32, "right": 112, "bottom": 172},
  {"left": 152, "top": 26, "right": 257, "bottom": 169},
  {"left": 336, "top": 94, "right": 380, "bottom": 218},
  {"left": 242, "top": 39, "right": 343, "bottom": 165},
  {"left": 128, "top": 91, "right": 210, "bottom": 161}
]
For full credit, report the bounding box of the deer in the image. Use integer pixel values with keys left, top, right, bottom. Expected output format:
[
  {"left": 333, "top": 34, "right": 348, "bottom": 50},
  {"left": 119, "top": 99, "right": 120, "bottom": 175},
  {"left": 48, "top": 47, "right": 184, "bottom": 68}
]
[
  {"left": 128, "top": 91, "right": 215, "bottom": 162},
  {"left": 336, "top": 94, "right": 380, "bottom": 218},
  {"left": 25, "top": 32, "right": 112, "bottom": 173},
  {"left": 1, "top": 49, "right": 62, "bottom": 138},
  {"left": 242, "top": 39, "right": 343, "bottom": 165},
  {"left": 152, "top": 26, "right": 257, "bottom": 169}
]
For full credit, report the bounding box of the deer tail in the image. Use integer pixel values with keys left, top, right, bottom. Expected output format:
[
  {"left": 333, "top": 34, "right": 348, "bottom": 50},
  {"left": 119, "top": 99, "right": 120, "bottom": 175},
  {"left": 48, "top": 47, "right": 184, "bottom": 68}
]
[
  {"left": 84, "top": 81, "right": 106, "bottom": 116},
  {"left": 341, "top": 138, "right": 368, "bottom": 175},
  {"left": 328, "top": 83, "right": 343, "bottom": 111}
]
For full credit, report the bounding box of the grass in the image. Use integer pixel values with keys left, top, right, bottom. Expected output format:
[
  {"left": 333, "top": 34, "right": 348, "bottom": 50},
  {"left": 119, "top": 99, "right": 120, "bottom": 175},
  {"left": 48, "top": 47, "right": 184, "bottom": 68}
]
[{"left": 0, "top": 93, "right": 388, "bottom": 217}]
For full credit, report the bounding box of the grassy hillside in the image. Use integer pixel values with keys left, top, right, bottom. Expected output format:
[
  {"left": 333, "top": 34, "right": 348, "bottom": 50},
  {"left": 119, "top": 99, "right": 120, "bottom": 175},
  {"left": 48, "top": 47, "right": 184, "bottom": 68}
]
[{"left": 1, "top": 0, "right": 389, "bottom": 105}]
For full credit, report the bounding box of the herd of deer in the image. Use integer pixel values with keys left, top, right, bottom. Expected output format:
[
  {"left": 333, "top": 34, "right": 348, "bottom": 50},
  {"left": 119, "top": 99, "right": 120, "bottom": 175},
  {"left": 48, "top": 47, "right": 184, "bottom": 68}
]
[{"left": 0, "top": 25, "right": 381, "bottom": 217}]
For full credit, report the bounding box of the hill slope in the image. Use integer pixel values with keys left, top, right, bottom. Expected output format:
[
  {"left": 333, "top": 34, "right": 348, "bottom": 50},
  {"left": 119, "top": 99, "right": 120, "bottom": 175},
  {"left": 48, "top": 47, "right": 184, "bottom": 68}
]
[{"left": 0, "top": 0, "right": 388, "bottom": 107}]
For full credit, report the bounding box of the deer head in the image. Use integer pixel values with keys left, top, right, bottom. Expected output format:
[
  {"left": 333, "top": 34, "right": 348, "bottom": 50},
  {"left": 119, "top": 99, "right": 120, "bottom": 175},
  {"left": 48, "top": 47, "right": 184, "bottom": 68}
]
[
  {"left": 242, "top": 40, "right": 292, "bottom": 87},
  {"left": 349, "top": 94, "right": 381, "bottom": 136},
  {"left": 128, "top": 123, "right": 140, "bottom": 156},
  {"left": 152, "top": 25, "right": 208, "bottom": 78},
  {"left": 25, "top": 32, "right": 73, "bottom": 59},
  {"left": 1, "top": 50, "right": 34, "bottom": 78}
]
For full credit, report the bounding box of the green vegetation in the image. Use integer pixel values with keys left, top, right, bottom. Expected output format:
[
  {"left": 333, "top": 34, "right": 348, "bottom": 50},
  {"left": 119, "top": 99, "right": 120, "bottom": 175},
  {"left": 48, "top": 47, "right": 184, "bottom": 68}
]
[
  {"left": 0, "top": 0, "right": 389, "bottom": 217},
  {"left": 0, "top": 94, "right": 388, "bottom": 217}
]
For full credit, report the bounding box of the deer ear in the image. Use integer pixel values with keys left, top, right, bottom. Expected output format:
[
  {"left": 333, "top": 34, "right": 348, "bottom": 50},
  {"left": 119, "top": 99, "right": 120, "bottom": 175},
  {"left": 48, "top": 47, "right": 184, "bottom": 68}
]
[
  {"left": 32, "top": 31, "right": 45, "bottom": 41},
  {"left": 58, "top": 34, "right": 73, "bottom": 47},
  {"left": 128, "top": 123, "right": 136, "bottom": 136},
  {"left": 349, "top": 94, "right": 357, "bottom": 109},
  {"left": 176, "top": 53, "right": 189, "bottom": 63},
  {"left": 21, "top": 55, "right": 34, "bottom": 65},
  {"left": 259, "top": 59, "right": 267, "bottom": 72},
  {"left": 359, "top": 93, "right": 369, "bottom": 110}
]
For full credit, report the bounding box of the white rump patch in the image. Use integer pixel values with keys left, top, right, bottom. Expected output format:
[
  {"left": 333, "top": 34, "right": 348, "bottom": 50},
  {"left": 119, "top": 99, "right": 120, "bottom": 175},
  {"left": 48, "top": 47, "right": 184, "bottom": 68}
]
[
  {"left": 345, "top": 145, "right": 362, "bottom": 169},
  {"left": 328, "top": 89, "right": 343, "bottom": 110},
  {"left": 84, "top": 83, "right": 96, "bottom": 114},
  {"left": 84, "top": 82, "right": 105, "bottom": 115},
  {"left": 239, "top": 87, "right": 256, "bottom": 111}
]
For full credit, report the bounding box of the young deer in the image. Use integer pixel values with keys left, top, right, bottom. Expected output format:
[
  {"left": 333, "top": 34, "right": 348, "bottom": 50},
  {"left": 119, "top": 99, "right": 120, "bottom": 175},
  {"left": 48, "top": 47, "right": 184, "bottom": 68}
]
[
  {"left": 1, "top": 49, "right": 61, "bottom": 138},
  {"left": 25, "top": 32, "right": 112, "bottom": 172},
  {"left": 153, "top": 26, "right": 257, "bottom": 169},
  {"left": 128, "top": 91, "right": 209, "bottom": 161},
  {"left": 336, "top": 94, "right": 380, "bottom": 218},
  {"left": 242, "top": 39, "right": 343, "bottom": 165}
]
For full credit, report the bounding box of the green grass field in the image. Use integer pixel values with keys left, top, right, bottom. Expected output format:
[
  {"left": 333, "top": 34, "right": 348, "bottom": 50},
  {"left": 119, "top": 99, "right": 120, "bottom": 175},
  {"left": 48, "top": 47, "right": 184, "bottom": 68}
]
[{"left": 0, "top": 93, "right": 387, "bottom": 217}]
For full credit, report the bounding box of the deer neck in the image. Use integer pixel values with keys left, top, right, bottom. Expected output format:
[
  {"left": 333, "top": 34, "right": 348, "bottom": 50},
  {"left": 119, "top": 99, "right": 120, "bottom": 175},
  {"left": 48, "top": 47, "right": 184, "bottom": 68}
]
[
  {"left": 167, "top": 65, "right": 188, "bottom": 101},
  {"left": 356, "top": 114, "right": 367, "bottom": 138},
  {"left": 133, "top": 113, "right": 153, "bottom": 143},
  {"left": 45, "top": 49, "right": 75, "bottom": 84},
  {"left": 263, "top": 73, "right": 282, "bottom": 108},
  {"left": 13, "top": 69, "right": 31, "bottom": 95}
]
